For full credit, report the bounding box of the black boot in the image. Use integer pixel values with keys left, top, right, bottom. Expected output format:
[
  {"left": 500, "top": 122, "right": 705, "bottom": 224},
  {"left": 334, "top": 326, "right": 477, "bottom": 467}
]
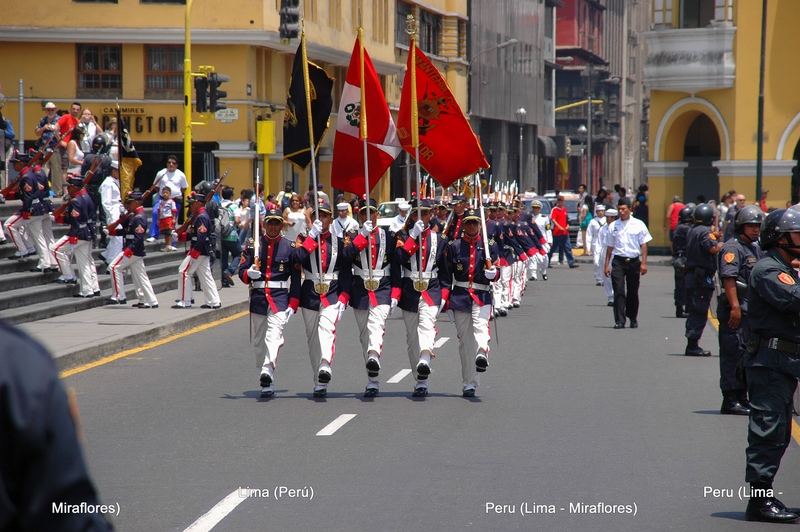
[
  {"left": 737, "top": 390, "right": 751, "bottom": 409},
  {"left": 685, "top": 337, "right": 711, "bottom": 357},
  {"left": 676, "top": 306, "right": 688, "bottom": 318},
  {"left": 746, "top": 484, "right": 800, "bottom": 523},
  {"left": 720, "top": 391, "right": 750, "bottom": 415}
]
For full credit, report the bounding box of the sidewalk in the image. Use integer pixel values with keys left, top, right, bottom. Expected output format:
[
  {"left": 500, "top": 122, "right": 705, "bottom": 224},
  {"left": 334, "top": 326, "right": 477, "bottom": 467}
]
[{"left": 18, "top": 283, "right": 250, "bottom": 372}]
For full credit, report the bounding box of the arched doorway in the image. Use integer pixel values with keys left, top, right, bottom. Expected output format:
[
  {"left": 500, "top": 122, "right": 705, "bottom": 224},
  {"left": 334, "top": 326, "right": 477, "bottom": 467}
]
[
  {"left": 792, "top": 141, "right": 800, "bottom": 205},
  {"left": 683, "top": 114, "right": 721, "bottom": 203}
]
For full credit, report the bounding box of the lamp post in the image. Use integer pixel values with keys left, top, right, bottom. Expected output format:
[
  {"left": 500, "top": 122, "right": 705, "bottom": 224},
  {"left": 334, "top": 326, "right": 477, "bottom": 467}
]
[
  {"left": 577, "top": 124, "right": 587, "bottom": 187},
  {"left": 515, "top": 107, "right": 526, "bottom": 186},
  {"left": 580, "top": 63, "right": 599, "bottom": 194}
]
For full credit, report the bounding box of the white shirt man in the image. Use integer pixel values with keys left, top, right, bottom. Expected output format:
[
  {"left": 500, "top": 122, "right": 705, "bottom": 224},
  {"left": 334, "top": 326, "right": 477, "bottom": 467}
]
[
  {"left": 389, "top": 202, "right": 410, "bottom": 233},
  {"left": 100, "top": 161, "right": 123, "bottom": 264},
  {"left": 332, "top": 203, "right": 359, "bottom": 238},
  {"left": 586, "top": 204, "right": 606, "bottom": 285},
  {"left": 154, "top": 158, "right": 188, "bottom": 201}
]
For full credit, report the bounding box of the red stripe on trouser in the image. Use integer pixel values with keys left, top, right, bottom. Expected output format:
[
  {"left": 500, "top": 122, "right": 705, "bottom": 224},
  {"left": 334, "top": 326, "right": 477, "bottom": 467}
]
[
  {"left": 180, "top": 261, "right": 190, "bottom": 301},
  {"left": 6, "top": 215, "right": 21, "bottom": 251},
  {"left": 110, "top": 255, "right": 124, "bottom": 298},
  {"left": 53, "top": 238, "right": 69, "bottom": 273}
]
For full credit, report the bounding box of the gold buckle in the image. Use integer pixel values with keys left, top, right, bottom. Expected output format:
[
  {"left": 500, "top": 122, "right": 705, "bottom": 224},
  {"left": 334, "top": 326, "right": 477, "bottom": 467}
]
[
  {"left": 413, "top": 279, "right": 429, "bottom": 292},
  {"left": 314, "top": 282, "right": 330, "bottom": 294},
  {"left": 364, "top": 278, "right": 380, "bottom": 291}
]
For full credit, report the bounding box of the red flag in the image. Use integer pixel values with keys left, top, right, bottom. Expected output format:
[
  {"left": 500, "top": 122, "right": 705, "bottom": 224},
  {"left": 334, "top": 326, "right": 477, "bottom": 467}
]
[
  {"left": 330, "top": 38, "right": 401, "bottom": 196},
  {"left": 397, "top": 45, "right": 489, "bottom": 188}
]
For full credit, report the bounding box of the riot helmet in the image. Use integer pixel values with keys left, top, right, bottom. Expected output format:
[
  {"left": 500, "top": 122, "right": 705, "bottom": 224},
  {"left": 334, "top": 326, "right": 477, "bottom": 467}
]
[
  {"left": 91, "top": 135, "right": 107, "bottom": 154},
  {"left": 194, "top": 180, "right": 214, "bottom": 195},
  {"left": 759, "top": 208, "right": 800, "bottom": 252},
  {"left": 734, "top": 205, "right": 765, "bottom": 234},
  {"left": 678, "top": 206, "right": 694, "bottom": 223},
  {"left": 693, "top": 203, "right": 715, "bottom": 226}
]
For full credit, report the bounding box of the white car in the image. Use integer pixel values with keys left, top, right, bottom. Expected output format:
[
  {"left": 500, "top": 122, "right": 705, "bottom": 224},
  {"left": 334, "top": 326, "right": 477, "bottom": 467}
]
[{"left": 377, "top": 198, "right": 408, "bottom": 230}]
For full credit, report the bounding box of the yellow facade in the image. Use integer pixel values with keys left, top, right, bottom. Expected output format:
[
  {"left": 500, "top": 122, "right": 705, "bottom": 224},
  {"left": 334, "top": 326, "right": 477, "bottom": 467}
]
[
  {"left": 0, "top": 0, "right": 469, "bottom": 202},
  {"left": 644, "top": 0, "right": 800, "bottom": 249}
]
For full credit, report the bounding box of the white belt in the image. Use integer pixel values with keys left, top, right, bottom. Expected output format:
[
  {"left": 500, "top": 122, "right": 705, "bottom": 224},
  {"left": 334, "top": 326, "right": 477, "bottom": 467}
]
[
  {"left": 251, "top": 281, "right": 289, "bottom": 289},
  {"left": 453, "top": 280, "right": 490, "bottom": 291},
  {"left": 125, "top": 235, "right": 135, "bottom": 239},
  {"left": 353, "top": 266, "right": 389, "bottom": 278},
  {"left": 304, "top": 272, "right": 338, "bottom": 282},
  {"left": 403, "top": 269, "right": 437, "bottom": 279}
]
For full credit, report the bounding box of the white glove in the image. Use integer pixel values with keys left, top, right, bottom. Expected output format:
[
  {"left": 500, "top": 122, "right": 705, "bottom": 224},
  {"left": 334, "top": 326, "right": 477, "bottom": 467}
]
[
  {"left": 49, "top": 214, "right": 56, "bottom": 223},
  {"left": 284, "top": 307, "right": 295, "bottom": 321},
  {"left": 446, "top": 309, "right": 454, "bottom": 323},
  {"left": 246, "top": 266, "right": 262, "bottom": 280},
  {"left": 171, "top": 231, "right": 178, "bottom": 239},
  {"left": 390, "top": 298, "right": 398, "bottom": 316},
  {"left": 409, "top": 220, "right": 425, "bottom": 239},
  {"left": 335, "top": 301, "right": 346, "bottom": 322},
  {"left": 102, "top": 227, "right": 110, "bottom": 236},
  {"left": 359, "top": 220, "right": 373, "bottom": 237},
  {"left": 438, "top": 299, "right": 447, "bottom": 315},
  {"left": 308, "top": 219, "right": 323, "bottom": 239},
  {"left": 484, "top": 266, "right": 498, "bottom": 280}
]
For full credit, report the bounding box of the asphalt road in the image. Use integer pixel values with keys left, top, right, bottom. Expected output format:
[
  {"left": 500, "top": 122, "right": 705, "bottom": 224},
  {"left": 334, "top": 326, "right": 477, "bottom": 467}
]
[{"left": 65, "top": 262, "right": 800, "bottom": 531}]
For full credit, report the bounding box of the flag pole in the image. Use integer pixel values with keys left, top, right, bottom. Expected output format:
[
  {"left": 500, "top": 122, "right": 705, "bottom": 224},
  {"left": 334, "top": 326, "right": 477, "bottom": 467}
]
[
  {"left": 358, "top": 25, "right": 375, "bottom": 285},
  {"left": 116, "top": 102, "right": 124, "bottom": 201},
  {"left": 406, "top": 15, "right": 424, "bottom": 290},
  {"left": 300, "top": 25, "right": 324, "bottom": 289}
]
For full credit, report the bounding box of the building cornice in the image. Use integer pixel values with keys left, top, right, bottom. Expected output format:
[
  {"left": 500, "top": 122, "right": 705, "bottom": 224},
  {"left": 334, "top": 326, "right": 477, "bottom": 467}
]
[
  {"left": 712, "top": 160, "right": 796, "bottom": 178},
  {"left": 643, "top": 161, "right": 687, "bottom": 178}
]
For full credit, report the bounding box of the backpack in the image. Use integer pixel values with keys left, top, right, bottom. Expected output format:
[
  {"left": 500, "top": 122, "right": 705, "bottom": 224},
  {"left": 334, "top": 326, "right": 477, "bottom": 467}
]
[{"left": 218, "top": 200, "right": 236, "bottom": 239}]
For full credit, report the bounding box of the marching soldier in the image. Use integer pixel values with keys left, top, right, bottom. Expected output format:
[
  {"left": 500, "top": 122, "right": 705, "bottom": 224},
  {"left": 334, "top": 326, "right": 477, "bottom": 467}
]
[
  {"left": 671, "top": 205, "right": 694, "bottom": 318},
  {"left": 341, "top": 199, "right": 401, "bottom": 397},
  {"left": 431, "top": 201, "right": 449, "bottom": 233},
  {"left": 530, "top": 200, "right": 552, "bottom": 281},
  {"left": 5, "top": 152, "right": 36, "bottom": 259},
  {"left": 683, "top": 203, "right": 722, "bottom": 355},
  {"left": 79, "top": 136, "right": 112, "bottom": 248},
  {"left": 239, "top": 207, "right": 301, "bottom": 398},
  {"left": 292, "top": 200, "right": 352, "bottom": 397},
  {"left": 742, "top": 208, "right": 800, "bottom": 523},
  {"left": 445, "top": 194, "right": 468, "bottom": 240},
  {"left": 52, "top": 177, "right": 100, "bottom": 297},
  {"left": 494, "top": 203, "right": 524, "bottom": 314},
  {"left": 16, "top": 152, "right": 56, "bottom": 272},
  {"left": 395, "top": 198, "right": 450, "bottom": 397},
  {"left": 174, "top": 193, "right": 221, "bottom": 309},
  {"left": 716, "top": 205, "right": 764, "bottom": 415},
  {"left": 443, "top": 208, "right": 499, "bottom": 397},
  {"left": 106, "top": 191, "right": 158, "bottom": 307},
  {"left": 32, "top": 154, "right": 57, "bottom": 271}
]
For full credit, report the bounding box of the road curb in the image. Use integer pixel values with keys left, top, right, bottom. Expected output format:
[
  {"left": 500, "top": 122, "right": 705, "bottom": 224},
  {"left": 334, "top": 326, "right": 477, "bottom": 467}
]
[{"left": 54, "top": 300, "right": 250, "bottom": 372}]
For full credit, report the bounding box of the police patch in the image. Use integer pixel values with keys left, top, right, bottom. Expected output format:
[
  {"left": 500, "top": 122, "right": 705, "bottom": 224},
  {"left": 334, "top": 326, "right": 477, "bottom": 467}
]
[
  {"left": 71, "top": 210, "right": 80, "bottom": 217},
  {"left": 709, "top": 233, "right": 717, "bottom": 241},
  {"left": 778, "top": 272, "right": 796, "bottom": 285},
  {"left": 24, "top": 184, "right": 33, "bottom": 192},
  {"left": 135, "top": 226, "right": 145, "bottom": 233},
  {"left": 723, "top": 252, "right": 735, "bottom": 264}
]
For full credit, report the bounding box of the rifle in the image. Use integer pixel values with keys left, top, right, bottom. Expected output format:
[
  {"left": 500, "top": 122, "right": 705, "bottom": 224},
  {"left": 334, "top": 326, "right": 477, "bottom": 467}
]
[
  {"left": 174, "top": 167, "right": 233, "bottom": 236},
  {"left": 51, "top": 156, "right": 104, "bottom": 220}
]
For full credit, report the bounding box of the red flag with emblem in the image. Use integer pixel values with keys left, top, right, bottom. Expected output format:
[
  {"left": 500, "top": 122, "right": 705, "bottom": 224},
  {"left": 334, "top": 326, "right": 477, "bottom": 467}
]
[{"left": 397, "top": 45, "right": 488, "bottom": 188}]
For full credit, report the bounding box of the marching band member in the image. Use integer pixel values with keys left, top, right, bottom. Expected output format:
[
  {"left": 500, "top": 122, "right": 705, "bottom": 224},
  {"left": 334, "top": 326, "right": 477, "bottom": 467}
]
[{"left": 53, "top": 176, "right": 100, "bottom": 297}]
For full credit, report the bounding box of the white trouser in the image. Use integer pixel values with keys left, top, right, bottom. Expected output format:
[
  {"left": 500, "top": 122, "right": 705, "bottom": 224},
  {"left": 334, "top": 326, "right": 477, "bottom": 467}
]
[
  {"left": 110, "top": 252, "right": 158, "bottom": 305},
  {"left": 577, "top": 229, "right": 584, "bottom": 248},
  {"left": 302, "top": 305, "right": 339, "bottom": 385},
  {"left": 454, "top": 303, "right": 491, "bottom": 390},
  {"left": 511, "top": 261, "right": 524, "bottom": 303},
  {"left": 105, "top": 236, "right": 123, "bottom": 264},
  {"left": 251, "top": 309, "right": 288, "bottom": 372},
  {"left": 5, "top": 213, "right": 33, "bottom": 252},
  {"left": 27, "top": 214, "right": 55, "bottom": 268},
  {"left": 402, "top": 299, "right": 438, "bottom": 382},
  {"left": 0, "top": 217, "right": 5, "bottom": 240},
  {"left": 354, "top": 305, "right": 390, "bottom": 383},
  {"left": 178, "top": 254, "right": 220, "bottom": 306},
  {"left": 592, "top": 251, "right": 604, "bottom": 284},
  {"left": 526, "top": 255, "right": 538, "bottom": 279},
  {"left": 54, "top": 237, "right": 99, "bottom": 296},
  {"left": 499, "top": 265, "right": 512, "bottom": 308}
]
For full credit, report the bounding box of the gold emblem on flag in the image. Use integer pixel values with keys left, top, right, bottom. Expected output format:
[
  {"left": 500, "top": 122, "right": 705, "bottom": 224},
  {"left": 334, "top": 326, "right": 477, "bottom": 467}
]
[
  {"left": 314, "top": 282, "right": 330, "bottom": 294},
  {"left": 413, "top": 279, "right": 429, "bottom": 292},
  {"left": 364, "top": 278, "right": 380, "bottom": 291}
]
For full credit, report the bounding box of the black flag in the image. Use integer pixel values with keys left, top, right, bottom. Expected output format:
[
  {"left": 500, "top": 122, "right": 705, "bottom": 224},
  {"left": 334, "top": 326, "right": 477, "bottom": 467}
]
[{"left": 283, "top": 39, "right": 334, "bottom": 170}]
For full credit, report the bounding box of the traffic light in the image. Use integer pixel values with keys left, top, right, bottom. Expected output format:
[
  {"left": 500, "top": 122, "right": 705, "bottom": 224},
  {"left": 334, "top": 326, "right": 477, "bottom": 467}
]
[
  {"left": 209, "top": 72, "right": 229, "bottom": 113},
  {"left": 194, "top": 75, "right": 209, "bottom": 113},
  {"left": 279, "top": 0, "right": 300, "bottom": 42}
]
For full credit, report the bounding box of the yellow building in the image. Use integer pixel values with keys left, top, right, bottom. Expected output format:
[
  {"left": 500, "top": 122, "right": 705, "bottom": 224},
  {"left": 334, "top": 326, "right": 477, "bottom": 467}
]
[
  {"left": 643, "top": 0, "right": 799, "bottom": 250},
  {"left": 0, "top": 0, "right": 468, "bottom": 202}
]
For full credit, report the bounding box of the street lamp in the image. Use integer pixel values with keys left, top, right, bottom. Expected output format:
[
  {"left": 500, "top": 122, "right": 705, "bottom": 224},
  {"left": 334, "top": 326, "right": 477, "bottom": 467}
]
[
  {"left": 515, "top": 107, "right": 526, "bottom": 186},
  {"left": 577, "top": 124, "right": 587, "bottom": 187},
  {"left": 580, "top": 63, "right": 599, "bottom": 194}
]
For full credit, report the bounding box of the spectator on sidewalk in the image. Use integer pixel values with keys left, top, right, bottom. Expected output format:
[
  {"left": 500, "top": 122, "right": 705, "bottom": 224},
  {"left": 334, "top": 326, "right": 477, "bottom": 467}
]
[
  {"left": 157, "top": 186, "right": 178, "bottom": 251},
  {"left": 219, "top": 187, "right": 242, "bottom": 288},
  {"left": 148, "top": 155, "right": 188, "bottom": 242},
  {"left": 549, "top": 195, "right": 578, "bottom": 268}
]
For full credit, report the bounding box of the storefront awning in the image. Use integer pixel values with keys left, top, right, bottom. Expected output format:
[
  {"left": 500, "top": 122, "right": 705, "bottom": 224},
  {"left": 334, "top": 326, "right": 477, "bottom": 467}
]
[{"left": 538, "top": 135, "right": 558, "bottom": 158}]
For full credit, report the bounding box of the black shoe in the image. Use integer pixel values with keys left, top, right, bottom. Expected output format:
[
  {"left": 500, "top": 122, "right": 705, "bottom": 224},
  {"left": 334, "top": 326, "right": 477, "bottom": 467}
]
[
  {"left": 629, "top": 321, "right": 638, "bottom": 329},
  {"left": 746, "top": 498, "right": 800, "bottom": 523},
  {"left": 29, "top": 267, "right": 45, "bottom": 272},
  {"left": 462, "top": 388, "right": 476, "bottom": 397},
  {"left": 613, "top": 322, "right": 625, "bottom": 329},
  {"left": 175, "top": 299, "right": 195, "bottom": 304},
  {"left": 542, "top": 274, "right": 548, "bottom": 280},
  {"left": 720, "top": 395, "right": 750, "bottom": 415},
  {"left": 223, "top": 271, "right": 235, "bottom": 286},
  {"left": 365, "top": 357, "right": 381, "bottom": 378},
  {"left": 105, "top": 297, "right": 125, "bottom": 305},
  {"left": 676, "top": 307, "right": 689, "bottom": 318},
  {"left": 45, "top": 267, "right": 59, "bottom": 273},
  {"left": 318, "top": 368, "right": 332, "bottom": 384},
  {"left": 475, "top": 354, "right": 489, "bottom": 372},
  {"left": 412, "top": 385, "right": 428, "bottom": 397},
  {"left": 134, "top": 303, "right": 159, "bottom": 308},
  {"left": 607, "top": 301, "right": 614, "bottom": 307},
  {"left": 363, "top": 386, "right": 379, "bottom": 397},
  {"left": 313, "top": 387, "right": 328, "bottom": 397},
  {"left": 72, "top": 294, "right": 94, "bottom": 298},
  {"left": 93, "top": 291, "right": 101, "bottom": 297},
  {"left": 260, "top": 373, "right": 273, "bottom": 387},
  {"left": 416, "top": 360, "right": 431, "bottom": 378},
  {"left": 685, "top": 346, "right": 711, "bottom": 357},
  {"left": 201, "top": 303, "right": 221, "bottom": 309},
  {"left": 569, "top": 263, "right": 579, "bottom": 269},
  {"left": 737, "top": 391, "right": 752, "bottom": 409}
]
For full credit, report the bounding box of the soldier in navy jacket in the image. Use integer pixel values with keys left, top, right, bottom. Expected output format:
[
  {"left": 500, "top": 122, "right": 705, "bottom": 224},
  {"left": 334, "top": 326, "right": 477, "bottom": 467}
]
[
  {"left": 239, "top": 207, "right": 301, "bottom": 397},
  {"left": 52, "top": 176, "right": 100, "bottom": 297},
  {"left": 395, "top": 198, "right": 451, "bottom": 397},
  {"left": 340, "top": 198, "right": 401, "bottom": 397},
  {"left": 174, "top": 193, "right": 221, "bottom": 309},
  {"left": 19, "top": 152, "right": 56, "bottom": 271},
  {"left": 443, "top": 208, "right": 500, "bottom": 397}
]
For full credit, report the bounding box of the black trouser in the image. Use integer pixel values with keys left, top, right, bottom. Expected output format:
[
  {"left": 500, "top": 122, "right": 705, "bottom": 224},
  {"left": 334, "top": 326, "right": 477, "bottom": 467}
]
[
  {"left": 674, "top": 270, "right": 686, "bottom": 308},
  {"left": 717, "top": 301, "right": 748, "bottom": 393},
  {"left": 88, "top": 189, "right": 107, "bottom": 245},
  {"left": 220, "top": 238, "right": 242, "bottom": 284},
  {"left": 611, "top": 255, "right": 641, "bottom": 324},
  {"left": 745, "top": 364, "right": 796, "bottom": 485},
  {"left": 684, "top": 272, "right": 713, "bottom": 340}
]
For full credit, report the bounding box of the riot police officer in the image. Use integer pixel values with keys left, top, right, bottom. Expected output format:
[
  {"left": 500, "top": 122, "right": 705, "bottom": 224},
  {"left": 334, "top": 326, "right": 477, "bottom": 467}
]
[
  {"left": 742, "top": 208, "right": 800, "bottom": 523},
  {"left": 683, "top": 203, "right": 723, "bottom": 356},
  {"left": 716, "top": 206, "right": 764, "bottom": 415},
  {"left": 671, "top": 205, "right": 693, "bottom": 318}
]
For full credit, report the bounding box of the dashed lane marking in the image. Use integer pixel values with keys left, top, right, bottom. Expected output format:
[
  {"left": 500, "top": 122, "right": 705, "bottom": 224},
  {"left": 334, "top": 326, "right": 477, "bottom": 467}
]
[
  {"left": 182, "top": 489, "right": 246, "bottom": 532},
  {"left": 387, "top": 369, "right": 412, "bottom": 383},
  {"left": 433, "top": 336, "right": 450, "bottom": 348},
  {"left": 317, "top": 414, "right": 357, "bottom": 436}
]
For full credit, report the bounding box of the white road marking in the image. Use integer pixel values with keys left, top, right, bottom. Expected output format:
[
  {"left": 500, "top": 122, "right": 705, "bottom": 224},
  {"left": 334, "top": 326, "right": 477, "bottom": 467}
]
[
  {"left": 182, "top": 490, "right": 246, "bottom": 532},
  {"left": 433, "top": 336, "right": 450, "bottom": 348},
  {"left": 387, "top": 369, "right": 412, "bottom": 383},
  {"left": 317, "top": 414, "right": 357, "bottom": 436}
]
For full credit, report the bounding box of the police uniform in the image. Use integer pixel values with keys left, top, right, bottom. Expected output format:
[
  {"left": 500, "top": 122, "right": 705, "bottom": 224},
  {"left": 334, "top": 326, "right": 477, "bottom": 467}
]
[
  {"left": 671, "top": 211, "right": 692, "bottom": 317},
  {"left": 239, "top": 208, "right": 301, "bottom": 397},
  {"left": 53, "top": 178, "right": 100, "bottom": 297},
  {"left": 684, "top": 204, "right": 721, "bottom": 354},
  {"left": 175, "top": 194, "right": 221, "bottom": 309},
  {"left": 716, "top": 211, "right": 763, "bottom": 414},
  {"left": 341, "top": 199, "right": 401, "bottom": 396},
  {"left": 292, "top": 201, "right": 355, "bottom": 396},
  {"left": 396, "top": 199, "right": 450, "bottom": 396},
  {"left": 107, "top": 193, "right": 158, "bottom": 307},
  {"left": 444, "top": 208, "right": 500, "bottom": 396},
  {"left": 742, "top": 209, "right": 800, "bottom": 522}
]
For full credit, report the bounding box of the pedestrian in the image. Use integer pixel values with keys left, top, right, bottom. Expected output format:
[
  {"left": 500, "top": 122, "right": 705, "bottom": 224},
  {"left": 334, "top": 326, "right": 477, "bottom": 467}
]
[
  {"left": 741, "top": 208, "right": 800, "bottom": 523},
  {"left": 579, "top": 196, "right": 594, "bottom": 253},
  {"left": 683, "top": 203, "right": 722, "bottom": 355},
  {"left": 443, "top": 208, "right": 499, "bottom": 397},
  {"left": 341, "top": 199, "right": 400, "bottom": 397},
  {"left": 174, "top": 193, "right": 221, "bottom": 309},
  {"left": 56, "top": 102, "right": 82, "bottom": 193},
  {"left": 597, "top": 208, "right": 616, "bottom": 306},
  {"left": 603, "top": 198, "right": 652, "bottom": 329},
  {"left": 716, "top": 206, "right": 765, "bottom": 415},
  {"left": 240, "top": 207, "right": 301, "bottom": 398},
  {"left": 235, "top": 194, "right": 252, "bottom": 249},
  {"left": 632, "top": 193, "right": 648, "bottom": 228},
  {"left": 759, "top": 189, "right": 768, "bottom": 212},
  {"left": 148, "top": 155, "right": 188, "bottom": 241},
  {"left": 219, "top": 186, "right": 242, "bottom": 287},
  {"left": 664, "top": 195, "right": 685, "bottom": 246},
  {"left": 389, "top": 201, "right": 410, "bottom": 233},
  {"left": 275, "top": 180, "right": 295, "bottom": 211},
  {"left": 530, "top": 200, "right": 551, "bottom": 281},
  {"left": 671, "top": 205, "right": 694, "bottom": 318},
  {"left": 549, "top": 195, "right": 578, "bottom": 268},
  {"left": 395, "top": 198, "right": 450, "bottom": 397},
  {"left": 157, "top": 186, "right": 178, "bottom": 251},
  {"left": 586, "top": 203, "right": 606, "bottom": 286},
  {"left": 106, "top": 191, "right": 159, "bottom": 308}
]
